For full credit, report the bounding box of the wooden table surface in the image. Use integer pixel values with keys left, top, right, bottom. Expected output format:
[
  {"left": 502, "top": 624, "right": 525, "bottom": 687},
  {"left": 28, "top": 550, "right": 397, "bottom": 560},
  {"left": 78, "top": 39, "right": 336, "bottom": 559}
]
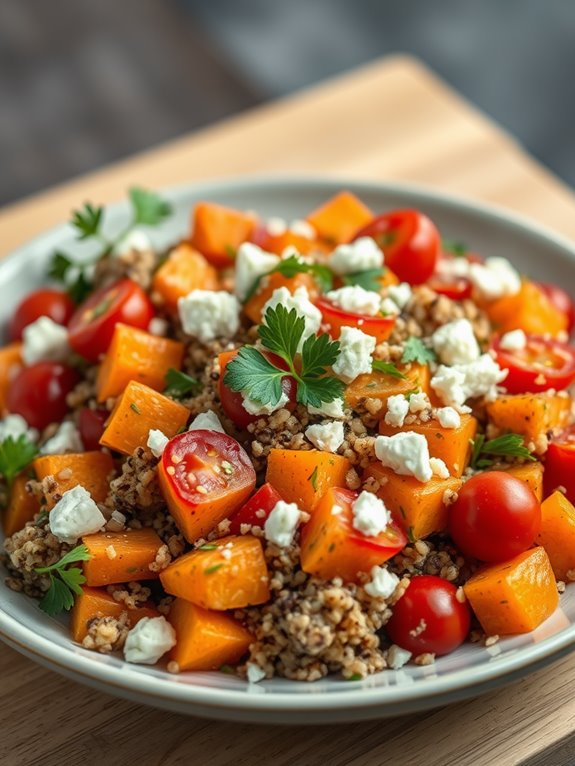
[{"left": 2, "top": 55, "right": 575, "bottom": 766}]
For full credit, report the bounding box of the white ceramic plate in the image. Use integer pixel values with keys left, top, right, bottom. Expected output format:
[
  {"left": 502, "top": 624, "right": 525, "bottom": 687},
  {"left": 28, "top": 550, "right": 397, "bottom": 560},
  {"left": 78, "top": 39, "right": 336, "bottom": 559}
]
[{"left": 2, "top": 177, "right": 575, "bottom": 724}]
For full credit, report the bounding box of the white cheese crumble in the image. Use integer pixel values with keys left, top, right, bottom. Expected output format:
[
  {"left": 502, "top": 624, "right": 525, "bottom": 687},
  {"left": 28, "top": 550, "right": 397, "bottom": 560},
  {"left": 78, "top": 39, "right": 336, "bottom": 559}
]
[
  {"left": 242, "top": 391, "right": 289, "bottom": 416},
  {"left": 234, "top": 242, "right": 280, "bottom": 301},
  {"left": 351, "top": 491, "right": 391, "bottom": 537},
  {"left": 178, "top": 290, "right": 240, "bottom": 343},
  {"left": 380, "top": 297, "right": 401, "bottom": 316},
  {"left": 431, "top": 354, "right": 508, "bottom": 407},
  {"left": 115, "top": 229, "right": 152, "bottom": 255},
  {"left": 304, "top": 421, "right": 344, "bottom": 453},
  {"left": 308, "top": 398, "right": 346, "bottom": 419},
  {"left": 387, "top": 644, "right": 413, "bottom": 670},
  {"left": 408, "top": 392, "right": 431, "bottom": 414},
  {"left": 123, "top": 616, "right": 177, "bottom": 665},
  {"left": 48, "top": 485, "right": 106, "bottom": 544},
  {"left": 386, "top": 282, "right": 412, "bottom": 309},
  {"left": 329, "top": 237, "right": 384, "bottom": 275},
  {"left": 468, "top": 257, "right": 521, "bottom": 301},
  {"left": 375, "top": 432, "right": 433, "bottom": 483},
  {"left": 431, "top": 318, "right": 480, "bottom": 366},
  {"left": 499, "top": 328, "right": 527, "bottom": 351},
  {"left": 147, "top": 429, "right": 169, "bottom": 458},
  {"left": 246, "top": 662, "right": 267, "bottom": 684},
  {"left": 189, "top": 410, "right": 225, "bottom": 433},
  {"left": 332, "top": 326, "right": 376, "bottom": 383},
  {"left": 262, "top": 286, "right": 322, "bottom": 351},
  {"left": 22, "top": 316, "right": 69, "bottom": 366},
  {"left": 364, "top": 565, "right": 399, "bottom": 599},
  {"left": 384, "top": 394, "right": 409, "bottom": 427},
  {"left": 265, "top": 217, "right": 288, "bottom": 236},
  {"left": 430, "top": 457, "right": 450, "bottom": 479},
  {"left": 264, "top": 500, "right": 302, "bottom": 547},
  {"left": 325, "top": 285, "right": 382, "bottom": 316},
  {"left": 41, "top": 422, "right": 83, "bottom": 455},
  {"left": 290, "top": 219, "right": 316, "bottom": 239},
  {"left": 148, "top": 317, "right": 169, "bottom": 337},
  {"left": 0, "top": 414, "right": 38, "bottom": 443},
  {"left": 435, "top": 407, "right": 461, "bottom": 429}
]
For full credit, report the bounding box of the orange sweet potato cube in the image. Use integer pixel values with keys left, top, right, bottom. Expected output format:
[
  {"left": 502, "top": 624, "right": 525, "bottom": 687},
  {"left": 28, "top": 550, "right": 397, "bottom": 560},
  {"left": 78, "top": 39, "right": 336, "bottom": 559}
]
[
  {"left": 486, "top": 392, "right": 571, "bottom": 445},
  {"left": 501, "top": 462, "right": 544, "bottom": 501},
  {"left": 306, "top": 191, "right": 373, "bottom": 246},
  {"left": 345, "top": 363, "right": 430, "bottom": 412},
  {"left": 70, "top": 586, "right": 159, "bottom": 643},
  {"left": 190, "top": 202, "right": 257, "bottom": 269},
  {"left": 486, "top": 281, "right": 568, "bottom": 337},
  {"left": 0, "top": 343, "right": 23, "bottom": 413},
  {"left": 82, "top": 528, "right": 164, "bottom": 587},
  {"left": 33, "top": 451, "right": 115, "bottom": 508},
  {"left": 152, "top": 242, "right": 219, "bottom": 312},
  {"left": 537, "top": 491, "right": 575, "bottom": 580},
  {"left": 2, "top": 474, "right": 39, "bottom": 536}
]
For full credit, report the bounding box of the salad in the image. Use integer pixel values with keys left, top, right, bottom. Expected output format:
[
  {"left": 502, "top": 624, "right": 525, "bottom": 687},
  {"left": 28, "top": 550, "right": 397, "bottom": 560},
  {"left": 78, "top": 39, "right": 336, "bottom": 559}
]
[{"left": 2, "top": 187, "right": 575, "bottom": 683}]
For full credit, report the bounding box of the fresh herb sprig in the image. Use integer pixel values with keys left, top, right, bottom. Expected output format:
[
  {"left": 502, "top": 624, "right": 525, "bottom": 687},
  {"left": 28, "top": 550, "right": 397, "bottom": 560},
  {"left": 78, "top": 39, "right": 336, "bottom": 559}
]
[
  {"left": 470, "top": 433, "right": 536, "bottom": 470},
  {"left": 442, "top": 239, "right": 469, "bottom": 257},
  {"left": 401, "top": 337, "right": 437, "bottom": 365},
  {"left": 371, "top": 360, "right": 407, "bottom": 379},
  {"left": 245, "top": 255, "right": 333, "bottom": 301},
  {"left": 0, "top": 435, "right": 38, "bottom": 489},
  {"left": 35, "top": 545, "right": 92, "bottom": 617},
  {"left": 164, "top": 368, "right": 203, "bottom": 399},
  {"left": 342, "top": 268, "right": 388, "bottom": 292}
]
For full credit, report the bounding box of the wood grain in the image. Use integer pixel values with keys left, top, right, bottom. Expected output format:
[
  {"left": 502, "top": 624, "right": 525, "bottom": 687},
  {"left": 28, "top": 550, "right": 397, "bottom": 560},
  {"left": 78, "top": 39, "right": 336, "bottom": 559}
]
[{"left": 2, "top": 55, "right": 575, "bottom": 766}]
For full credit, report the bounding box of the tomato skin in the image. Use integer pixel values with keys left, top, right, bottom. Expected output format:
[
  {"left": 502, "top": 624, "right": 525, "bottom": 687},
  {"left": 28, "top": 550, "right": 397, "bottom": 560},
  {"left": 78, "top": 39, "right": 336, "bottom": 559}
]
[
  {"left": 492, "top": 334, "right": 575, "bottom": 394},
  {"left": 78, "top": 407, "right": 109, "bottom": 451},
  {"left": 448, "top": 472, "right": 541, "bottom": 562},
  {"left": 228, "top": 482, "right": 283, "bottom": 535},
  {"left": 386, "top": 575, "right": 471, "bottom": 656},
  {"left": 315, "top": 297, "right": 396, "bottom": 343},
  {"left": 68, "top": 279, "right": 155, "bottom": 363},
  {"left": 7, "top": 362, "right": 80, "bottom": 430},
  {"left": 9, "top": 289, "right": 75, "bottom": 341},
  {"left": 537, "top": 282, "right": 575, "bottom": 334},
  {"left": 544, "top": 425, "right": 575, "bottom": 504},
  {"left": 353, "top": 209, "right": 440, "bottom": 285}
]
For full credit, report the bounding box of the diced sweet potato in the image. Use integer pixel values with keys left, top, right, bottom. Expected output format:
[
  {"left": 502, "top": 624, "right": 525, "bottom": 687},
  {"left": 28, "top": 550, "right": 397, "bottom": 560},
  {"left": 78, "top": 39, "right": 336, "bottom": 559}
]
[
  {"left": 485, "top": 281, "right": 568, "bottom": 337},
  {"left": 152, "top": 242, "right": 219, "bottom": 311},
  {"left": 70, "top": 586, "right": 158, "bottom": 643},
  {"left": 265, "top": 449, "right": 351, "bottom": 513},
  {"left": 243, "top": 271, "right": 319, "bottom": 325},
  {"left": 537, "top": 491, "right": 575, "bottom": 580},
  {"left": 2, "top": 474, "right": 39, "bottom": 536},
  {"left": 486, "top": 392, "right": 571, "bottom": 445},
  {"left": 96, "top": 323, "right": 184, "bottom": 402},
  {"left": 499, "top": 462, "right": 544, "bottom": 501},
  {"left": 306, "top": 191, "right": 373, "bottom": 246},
  {"left": 379, "top": 413, "right": 477, "bottom": 477},
  {"left": 33, "top": 451, "right": 115, "bottom": 509},
  {"left": 82, "top": 529, "right": 164, "bottom": 587},
  {"left": 363, "top": 463, "right": 462, "bottom": 540},
  {"left": 168, "top": 598, "right": 252, "bottom": 672},
  {"left": 160, "top": 535, "right": 269, "bottom": 610},
  {"left": 0, "top": 343, "right": 22, "bottom": 413},
  {"left": 345, "top": 363, "right": 430, "bottom": 411},
  {"left": 99, "top": 380, "right": 189, "bottom": 455},
  {"left": 464, "top": 547, "right": 558, "bottom": 635},
  {"left": 190, "top": 202, "right": 257, "bottom": 269}
]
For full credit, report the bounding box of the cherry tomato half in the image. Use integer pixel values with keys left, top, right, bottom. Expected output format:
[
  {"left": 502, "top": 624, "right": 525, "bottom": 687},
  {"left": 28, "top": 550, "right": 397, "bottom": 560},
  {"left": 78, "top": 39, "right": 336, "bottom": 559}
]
[
  {"left": 9, "top": 289, "right": 75, "bottom": 341},
  {"left": 428, "top": 253, "right": 473, "bottom": 300},
  {"left": 448, "top": 472, "right": 541, "bottom": 563},
  {"left": 78, "top": 407, "right": 109, "bottom": 451},
  {"left": 492, "top": 334, "right": 575, "bottom": 394},
  {"left": 353, "top": 209, "right": 440, "bottom": 285},
  {"left": 537, "top": 282, "right": 575, "bottom": 335},
  {"left": 68, "top": 279, "right": 154, "bottom": 363},
  {"left": 386, "top": 575, "right": 471, "bottom": 656},
  {"left": 7, "top": 362, "right": 80, "bottom": 430},
  {"left": 315, "top": 297, "right": 396, "bottom": 343},
  {"left": 228, "top": 482, "right": 283, "bottom": 535},
  {"left": 544, "top": 425, "right": 575, "bottom": 505}
]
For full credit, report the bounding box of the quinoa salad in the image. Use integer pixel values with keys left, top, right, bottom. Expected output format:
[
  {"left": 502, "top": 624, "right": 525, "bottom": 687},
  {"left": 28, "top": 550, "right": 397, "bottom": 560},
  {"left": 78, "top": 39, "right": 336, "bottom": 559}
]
[{"left": 2, "top": 187, "right": 575, "bottom": 683}]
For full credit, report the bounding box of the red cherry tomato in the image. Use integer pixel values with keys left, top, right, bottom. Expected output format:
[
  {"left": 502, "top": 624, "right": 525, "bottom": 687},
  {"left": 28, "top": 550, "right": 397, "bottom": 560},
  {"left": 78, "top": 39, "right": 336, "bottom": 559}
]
[
  {"left": 78, "top": 407, "right": 109, "bottom": 451},
  {"left": 353, "top": 209, "right": 440, "bottom": 285},
  {"left": 448, "top": 472, "right": 541, "bottom": 562},
  {"left": 7, "top": 362, "right": 80, "bottom": 430},
  {"left": 537, "top": 282, "right": 575, "bottom": 335},
  {"left": 492, "top": 334, "right": 575, "bottom": 394},
  {"left": 544, "top": 425, "right": 575, "bottom": 505},
  {"left": 9, "top": 289, "right": 75, "bottom": 341},
  {"left": 228, "top": 482, "right": 283, "bottom": 535},
  {"left": 68, "top": 279, "right": 154, "bottom": 363},
  {"left": 315, "top": 297, "right": 396, "bottom": 343},
  {"left": 386, "top": 575, "right": 471, "bottom": 656}
]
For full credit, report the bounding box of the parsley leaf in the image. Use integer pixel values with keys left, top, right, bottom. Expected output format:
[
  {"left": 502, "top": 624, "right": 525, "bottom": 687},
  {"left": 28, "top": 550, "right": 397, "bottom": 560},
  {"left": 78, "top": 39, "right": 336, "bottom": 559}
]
[
  {"left": 164, "top": 368, "right": 202, "bottom": 399},
  {"left": 259, "top": 305, "right": 305, "bottom": 363},
  {"left": 342, "top": 268, "right": 387, "bottom": 292},
  {"left": 129, "top": 187, "right": 172, "bottom": 226},
  {"left": 470, "top": 433, "right": 536, "bottom": 470},
  {"left": 0, "top": 436, "right": 38, "bottom": 488},
  {"left": 225, "top": 347, "right": 286, "bottom": 407},
  {"left": 371, "top": 360, "right": 407, "bottom": 379},
  {"left": 71, "top": 202, "right": 103, "bottom": 240},
  {"left": 298, "top": 376, "right": 344, "bottom": 409},
  {"left": 442, "top": 239, "right": 468, "bottom": 257},
  {"left": 35, "top": 544, "right": 92, "bottom": 617},
  {"left": 299, "top": 331, "right": 340, "bottom": 378},
  {"left": 401, "top": 337, "right": 436, "bottom": 365},
  {"left": 308, "top": 466, "right": 319, "bottom": 491}
]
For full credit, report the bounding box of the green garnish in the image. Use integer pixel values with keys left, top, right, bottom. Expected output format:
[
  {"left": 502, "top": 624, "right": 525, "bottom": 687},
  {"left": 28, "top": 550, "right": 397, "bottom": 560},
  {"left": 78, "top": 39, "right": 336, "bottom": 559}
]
[
  {"left": 470, "top": 433, "right": 536, "bottom": 470},
  {"left": 342, "top": 268, "right": 387, "bottom": 292},
  {"left": 442, "top": 239, "right": 468, "bottom": 257},
  {"left": 35, "top": 545, "right": 91, "bottom": 617},
  {"left": 401, "top": 337, "right": 436, "bottom": 365},
  {"left": 163, "top": 368, "right": 202, "bottom": 399},
  {"left": 198, "top": 544, "right": 218, "bottom": 551},
  {"left": 0, "top": 435, "right": 38, "bottom": 489},
  {"left": 371, "top": 360, "right": 407, "bottom": 379},
  {"left": 48, "top": 252, "right": 93, "bottom": 304},
  {"left": 204, "top": 564, "right": 224, "bottom": 575},
  {"left": 245, "top": 255, "right": 333, "bottom": 301},
  {"left": 346, "top": 673, "right": 363, "bottom": 681},
  {"left": 407, "top": 526, "right": 416, "bottom": 543},
  {"left": 308, "top": 466, "right": 319, "bottom": 491},
  {"left": 130, "top": 403, "right": 141, "bottom": 414},
  {"left": 220, "top": 664, "right": 235, "bottom": 674},
  {"left": 129, "top": 187, "right": 172, "bottom": 226}
]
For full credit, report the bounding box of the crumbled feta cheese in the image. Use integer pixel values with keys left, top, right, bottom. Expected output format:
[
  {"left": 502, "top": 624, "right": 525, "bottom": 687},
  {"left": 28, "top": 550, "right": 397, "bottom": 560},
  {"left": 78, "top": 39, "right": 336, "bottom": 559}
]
[
  {"left": 305, "top": 421, "right": 344, "bottom": 453},
  {"left": 387, "top": 644, "right": 412, "bottom": 670},
  {"left": 374, "top": 432, "right": 433, "bottom": 483},
  {"left": 435, "top": 407, "right": 461, "bottom": 429},
  {"left": 351, "top": 491, "right": 391, "bottom": 537},
  {"left": 431, "top": 318, "right": 480, "bottom": 366},
  {"left": 234, "top": 242, "right": 280, "bottom": 301},
  {"left": 147, "top": 429, "right": 169, "bottom": 457},
  {"left": 308, "top": 398, "right": 346, "bottom": 419},
  {"left": 0, "top": 414, "right": 38, "bottom": 443},
  {"left": 387, "top": 282, "right": 412, "bottom": 309},
  {"left": 380, "top": 297, "right": 400, "bottom": 316},
  {"left": 246, "top": 662, "right": 267, "bottom": 684},
  {"left": 115, "top": 229, "right": 151, "bottom": 255},
  {"left": 264, "top": 500, "right": 302, "bottom": 547},
  {"left": 148, "top": 317, "right": 169, "bottom": 337},
  {"left": 242, "top": 391, "right": 290, "bottom": 416},
  {"left": 262, "top": 286, "right": 322, "bottom": 351},
  {"left": 124, "top": 616, "right": 177, "bottom": 665},
  {"left": 384, "top": 394, "right": 409, "bottom": 427},
  {"left": 189, "top": 410, "right": 225, "bottom": 433},
  {"left": 332, "top": 326, "right": 376, "bottom": 383},
  {"left": 408, "top": 392, "right": 431, "bottom": 414},
  {"left": 499, "top": 329, "right": 527, "bottom": 351},
  {"left": 326, "top": 285, "right": 382, "bottom": 316},
  {"left": 430, "top": 457, "right": 450, "bottom": 479},
  {"left": 22, "top": 316, "right": 69, "bottom": 365},
  {"left": 178, "top": 290, "right": 240, "bottom": 343},
  {"left": 289, "top": 219, "right": 316, "bottom": 239},
  {"left": 364, "top": 565, "right": 399, "bottom": 599},
  {"left": 469, "top": 257, "right": 521, "bottom": 301},
  {"left": 436, "top": 257, "right": 471, "bottom": 279},
  {"left": 431, "top": 354, "right": 508, "bottom": 407},
  {"left": 329, "top": 237, "right": 384, "bottom": 275},
  {"left": 265, "top": 217, "right": 288, "bottom": 236},
  {"left": 41, "top": 422, "right": 83, "bottom": 454},
  {"left": 48, "top": 485, "right": 106, "bottom": 544}
]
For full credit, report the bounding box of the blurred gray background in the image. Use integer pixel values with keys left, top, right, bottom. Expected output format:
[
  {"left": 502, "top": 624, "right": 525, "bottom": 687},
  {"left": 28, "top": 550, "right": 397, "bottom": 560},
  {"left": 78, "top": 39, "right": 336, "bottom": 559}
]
[{"left": 1, "top": 0, "right": 573, "bottom": 206}]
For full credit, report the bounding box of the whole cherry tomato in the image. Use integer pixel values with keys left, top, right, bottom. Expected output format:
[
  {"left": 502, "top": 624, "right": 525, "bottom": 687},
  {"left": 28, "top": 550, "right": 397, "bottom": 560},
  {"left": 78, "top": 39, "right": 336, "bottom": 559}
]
[
  {"left": 228, "top": 482, "right": 283, "bottom": 535},
  {"left": 68, "top": 279, "right": 154, "bottom": 363},
  {"left": 386, "top": 575, "right": 471, "bottom": 656},
  {"left": 315, "top": 297, "right": 396, "bottom": 343},
  {"left": 492, "top": 334, "right": 575, "bottom": 394},
  {"left": 448, "top": 472, "right": 541, "bottom": 562},
  {"left": 78, "top": 407, "right": 109, "bottom": 451},
  {"left": 9, "top": 289, "right": 75, "bottom": 341},
  {"left": 7, "top": 362, "right": 80, "bottom": 430},
  {"left": 353, "top": 209, "right": 440, "bottom": 285},
  {"left": 537, "top": 282, "right": 575, "bottom": 335},
  {"left": 544, "top": 425, "right": 575, "bottom": 505}
]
